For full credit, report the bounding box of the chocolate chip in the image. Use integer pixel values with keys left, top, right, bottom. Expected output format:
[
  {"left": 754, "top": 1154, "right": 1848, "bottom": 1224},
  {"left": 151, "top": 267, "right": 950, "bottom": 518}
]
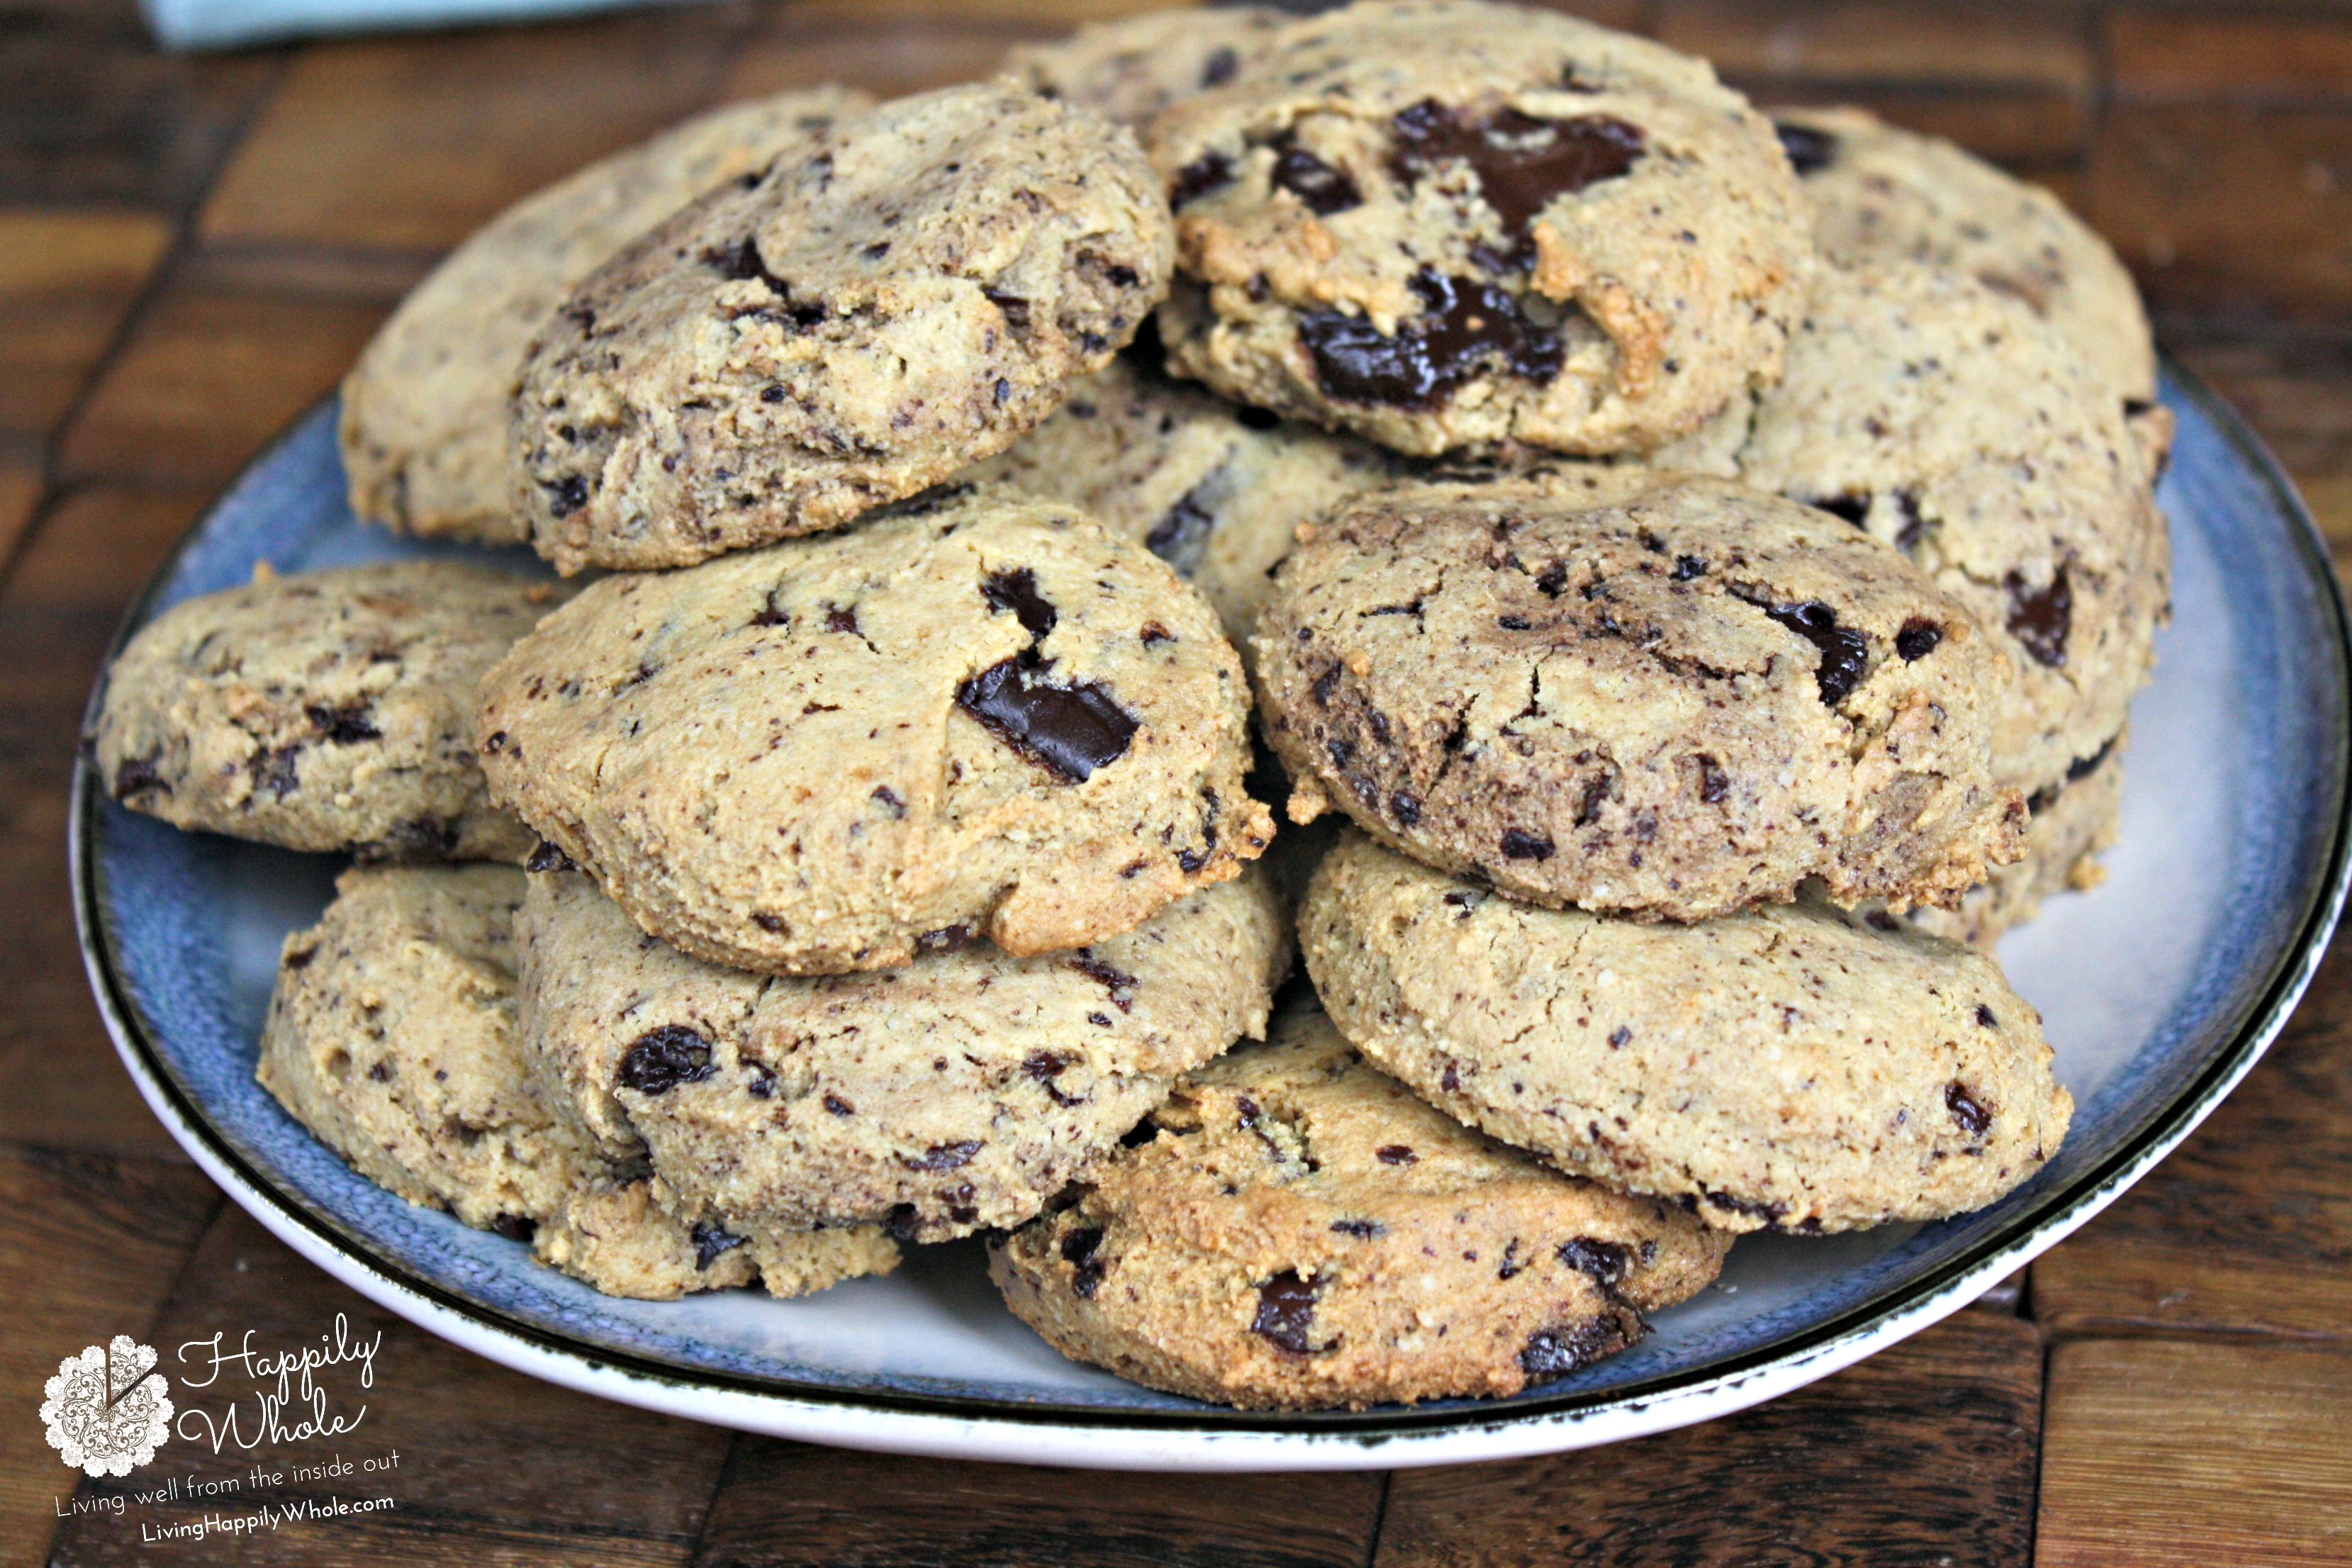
[
  {"left": 761, "top": 383, "right": 786, "bottom": 403},
  {"left": 1270, "top": 135, "right": 1361, "bottom": 215},
  {"left": 917, "top": 922, "right": 978, "bottom": 953},
  {"left": 1761, "top": 600, "right": 1869, "bottom": 705},
  {"left": 617, "top": 1025, "right": 717, "bottom": 1094},
  {"left": 1146, "top": 486, "right": 1217, "bottom": 573},
  {"left": 1895, "top": 619, "right": 1944, "bottom": 661},
  {"left": 704, "top": 236, "right": 790, "bottom": 292},
  {"left": 1696, "top": 755, "right": 1728, "bottom": 803},
  {"left": 1813, "top": 493, "right": 1870, "bottom": 527},
  {"left": 982, "top": 290, "right": 1030, "bottom": 331},
  {"left": 1312, "top": 664, "right": 1342, "bottom": 705},
  {"left": 1251, "top": 1270, "right": 1327, "bottom": 1355},
  {"left": 1893, "top": 489, "right": 1929, "bottom": 554},
  {"left": 1608, "top": 1026, "right": 1631, "bottom": 1048},
  {"left": 370, "top": 817, "right": 459, "bottom": 860},
  {"left": 1774, "top": 120, "right": 1838, "bottom": 174},
  {"left": 822, "top": 1092, "right": 855, "bottom": 1116},
  {"left": 364, "top": 1059, "right": 390, "bottom": 1081},
  {"left": 870, "top": 784, "right": 907, "bottom": 817},
  {"left": 1061, "top": 1226, "right": 1106, "bottom": 1298},
  {"left": 1519, "top": 1317, "right": 1635, "bottom": 1382},
  {"left": 1671, "top": 555, "right": 1707, "bottom": 581},
  {"left": 1558, "top": 1236, "right": 1632, "bottom": 1288},
  {"left": 1023, "top": 1051, "right": 1084, "bottom": 1107},
  {"left": 248, "top": 744, "right": 302, "bottom": 801},
  {"left": 1176, "top": 846, "right": 1208, "bottom": 873},
  {"left": 1067, "top": 952, "right": 1139, "bottom": 1010},
  {"left": 1976, "top": 1004, "right": 1999, "bottom": 1028},
  {"left": 1947, "top": 1081, "right": 1993, "bottom": 1135},
  {"left": 1498, "top": 613, "right": 1531, "bottom": 630},
  {"left": 745, "top": 1062, "right": 778, "bottom": 1099},
  {"left": 1170, "top": 151, "right": 1235, "bottom": 207},
  {"left": 1201, "top": 45, "right": 1239, "bottom": 86},
  {"left": 489, "top": 1213, "right": 537, "bottom": 1243},
  {"left": 825, "top": 605, "right": 860, "bottom": 636},
  {"left": 2005, "top": 568, "right": 2071, "bottom": 667},
  {"left": 1299, "top": 269, "right": 1562, "bottom": 410},
  {"left": 1140, "top": 622, "right": 1175, "bottom": 647},
  {"left": 306, "top": 700, "right": 380, "bottom": 744},
  {"left": 286, "top": 946, "right": 317, "bottom": 972},
  {"left": 1389, "top": 101, "right": 1645, "bottom": 261},
  {"left": 1702, "top": 1189, "right": 1787, "bottom": 1223},
  {"left": 691, "top": 1219, "right": 748, "bottom": 1270},
  {"left": 883, "top": 1204, "right": 922, "bottom": 1242},
  {"left": 544, "top": 475, "right": 590, "bottom": 517},
  {"left": 1330, "top": 1219, "right": 1386, "bottom": 1238},
  {"left": 1119, "top": 1119, "right": 1158, "bottom": 1148},
  {"left": 1500, "top": 828, "right": 1555, "bottom": 861},
  {"left": 111, "top": 751, "right": 169, "bottom": 801},
  {"left": 956, "top": 659, "right": 1138, "bottom": 782},
  {"left": 1376, "top": 1144, "right": 1418, "bottom": 1165},
  {"left": 1390, "top": 790, "right": 1422, "bottom": 827},
  {"left": 901, "top": 1141, "right": 982, "bottom": 1171},
  {"left": 525, "top": 841, "right": 575, "bottom": 874}
]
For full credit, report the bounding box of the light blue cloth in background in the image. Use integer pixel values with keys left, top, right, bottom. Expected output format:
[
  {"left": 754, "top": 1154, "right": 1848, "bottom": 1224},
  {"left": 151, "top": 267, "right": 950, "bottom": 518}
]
[{"left": 142, "top": 0, "right": 676, "bottom": 50}]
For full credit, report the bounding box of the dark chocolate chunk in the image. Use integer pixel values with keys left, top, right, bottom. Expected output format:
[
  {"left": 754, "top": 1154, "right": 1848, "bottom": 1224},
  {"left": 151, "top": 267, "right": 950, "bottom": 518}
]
[
  {"left": 1250, "top": 1270, "right": 1327, "bottom": 1355},
  {"left": 1390, "top": 790, "right": 1423, "bottom": 827},
  {"left": 1389, "top": 101, "right": 1645, "bottom": 259},
  {"left": 1067, "top": 952, "right": 1140, "bottom": 1009},
  {"left": 825, "top": 605, "right": 860, "bottom": 636},
  {"left": 1298, "top": 269, "right": 1562, "bottom": 410},
  {"left": 544, "top": 474, "right": 590, "bottom": 518},
  {"left": 488, "top": 1213, "right": 537, "bottom": 1243},
  {"left": 1329, "top": 1219, "right": 1386, "bottom": 1238},
  {"left": 1607, "top": 1026, "right": 1631, "bottom": 1048},
  {"left": 691, "top": 1219, "right": 748, "bottom": 1270},
  {"left": 248, "top": 744, "right": 303, "bottom": 801},
  {"left": 1557, "top": 1236, "right": 1632, "bottom": 1289},
  {"left": 1500, "top": 827, "right": 1555, "bottom": 861},
  {"left": 1813, "top": 493, "right": 1870, "bottom": 527},
  {"left": 112, "top": 751, "right": 169, "bottom": 801},
  {"left": 617, "top": 1025, "right": 717, "bottom": 1094},
  {"left": 1022, "top": 1051, "right": 1084, "bottom": 1107},
  {"left": 1519, "top": 1316, "right": 1637, "bottom": 1382},
  {"left": 306, "top": 700, "right": 380, "bottom": 744},
  {"left": 1773, "top": 119, "right": 1838, "bottom": 175},
  {"left": 1696, "top": 755, "right": 1728, "bottom": 803},
  {"left": 1145, "top": 485, "right": 1219, "bottom": 573},
  {"left": 1895, "top": 619, "right": 1944, "bottom": 661},
  {"left": 1976, "top": 1004, "right": 1999, "bottom": 1028},
  {"left": 1376, "top": 1144, "right": 1418, "bottom": 1165},
  {"left": 917, "top": 922, "right": 978, "bottom": 953},
  {"left": 956, "top": 658, "right": 1138, "bottom": 783},
  {"left": 1671, "top": 555, "right": 1707, "bottom": 581},
  {"left": 1061, "top": 1226, "right": 1107, "bottom": 1298},
  {"left": 822, "top": 1092, "right": 855, "bottom": 1116},
  {"left": 2005, "top": 568, "right": 2071, "bottom": 667},
  {"left": 982, "top": 289, "right": 1031, "bottom": 331},
  {"left": 525, "top": 841, "right": 575, "bottom": 874},
  {"left": 1270, "top": 135, "right": 1361, "bottom": 215},
  {"left": 1201, "top": 45, "right": 1240, "bottom": 86},
  {"left": 1170, "top": 151, "right": 1236, "bottom": 207},
  {"left": 902, "top": 1140, "right": 983, "bottom": 1171},
  {"left": 883, "top": 1204, "right": 923, "bottom": 1242},
  {"left": 1762, "top": 599, "right": 1870, "bottom": 705},
  {"left": 703, "top": 236, "right": 791, "bottom": 293},
  {"left": 1946, "top": 1081, "right": 1993, "bottom": 1136}
]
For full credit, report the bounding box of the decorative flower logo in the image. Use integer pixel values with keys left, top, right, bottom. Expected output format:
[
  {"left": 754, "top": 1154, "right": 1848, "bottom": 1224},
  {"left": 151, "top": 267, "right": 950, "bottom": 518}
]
[{"left": 40, "top": 1335, "right": 172, "bottom": 1477}]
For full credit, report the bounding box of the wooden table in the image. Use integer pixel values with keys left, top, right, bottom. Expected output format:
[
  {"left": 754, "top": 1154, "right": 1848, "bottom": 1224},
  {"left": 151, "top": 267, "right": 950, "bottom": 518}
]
[{"left": 4, "top": 1, "right": 2351, "bottom": 1562}]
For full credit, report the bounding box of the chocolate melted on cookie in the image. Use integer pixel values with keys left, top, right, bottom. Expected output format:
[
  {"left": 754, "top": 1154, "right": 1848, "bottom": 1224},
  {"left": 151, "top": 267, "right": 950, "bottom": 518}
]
[
  {"left": 1299, "top": 269, "right": 1563, "bottom": 409},
  {"left": 1389, "top": 101, "right": 1645, "bottom": 263},
  {"left": 958, "top": 567, "right": 1140, "bottom": 782}
]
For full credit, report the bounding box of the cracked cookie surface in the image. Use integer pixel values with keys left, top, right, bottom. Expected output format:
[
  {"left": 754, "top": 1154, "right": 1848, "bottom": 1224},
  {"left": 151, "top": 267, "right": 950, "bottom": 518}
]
[
  {"left": 1903, "top": 731, "right": 2125, "bottom": 950},
  {"left": 475, "top": 485, "right": 1272, "bottom": 974},
  {"left": 965, "top": 352, "right": 1399, "bottom": 647},
  {"left": 1771, "top": 106, "right": 2155, "bottom": 408},
  {"left": 512, "top": 82, "right": 1173, "bottom": 573},
  {"left": 1253, "top": 472, "right": 2025, "bottom": 921},
  {"left": 517, "top": 862, "right": 1288, "bottom": 1242},
  {"left": 1304, "top": 831, "right": 2074, "bottom": 1233},
  {"left": 257, "top": 864, "right": 897, "bottom": 1300},
  {"left": 95, "top": 561, "right": 559, "bottom": 862},
  {"left": 1143, "top": 0, "right": 1812, "bottom": 457},
  {"left": 1733, "top": 262, "right": 2168, "bottom": 796},
  {"left": 1004, "top": 6, "right": 1288, "bottom": 129},
  {"left": 988, "top": 1000, "right": 1728, "bottom": 1409},
  {"left": 340, "top": 86, "right": 870, "bottom": 543}
]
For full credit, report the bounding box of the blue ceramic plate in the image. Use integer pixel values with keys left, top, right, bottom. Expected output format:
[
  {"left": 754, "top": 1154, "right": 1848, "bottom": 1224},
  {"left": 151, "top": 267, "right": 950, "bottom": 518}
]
[{"left": 75, "top": 371, "right": 2352, "bottom": 1470}]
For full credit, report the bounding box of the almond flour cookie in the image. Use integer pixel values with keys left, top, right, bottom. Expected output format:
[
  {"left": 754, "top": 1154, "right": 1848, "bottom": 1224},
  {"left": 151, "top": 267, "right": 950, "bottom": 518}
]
[
  {"left": 988, "top": 1002, "right": 1729, "bottom": 1409},
  {"left": 1771, "top": 106, "right": 2156, "bottom": 408},
  {"left": 476, "top": 486, "right": 1272, "bottom": 974},
  {"left": 1253, "top": 473, "right": 2025, "bottom": 922},
  {"left": 95, "top": 561, "right": 559, "bottom": 862},
  {"left": 1305, "top": 832, "right": 2074, "bottom": 1233},
  {"left": 513, "top": 82, "right": 1173, "bottom": 573},
  {"left": 340, "top": 86, "right": 871, "bottom": 542},
  {"left": 965, "top": 354, "right": 1399, "bottom": 646},
  {"left": 257, "top": 863, "right": 897, "bottom": 1299},
  {"left": 1144, "top": 0, "right": 1813, "bottom": 457},
  {"left": 517, "top": 860, "right": 1287, "bottom": 1242},
  {"left": 1906, "top": 732, "right": 2124, "bottom": 949},
  {"left": 1734, "top": 262, "right": 2168, "bottom": 796},
  {"left": 1006, "top": 6, "right": 1286, "bottom": 128}
]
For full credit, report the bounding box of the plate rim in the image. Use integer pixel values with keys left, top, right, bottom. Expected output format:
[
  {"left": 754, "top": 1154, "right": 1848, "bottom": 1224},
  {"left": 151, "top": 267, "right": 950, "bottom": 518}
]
[{"left": 69, "top": 365, "right": 2352, "bottom": 1469}]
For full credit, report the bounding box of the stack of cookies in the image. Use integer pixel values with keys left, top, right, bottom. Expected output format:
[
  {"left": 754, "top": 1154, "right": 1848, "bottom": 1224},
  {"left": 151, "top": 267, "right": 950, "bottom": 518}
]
[{"left": 92, "top": 0, "right": 2166, "bottom": 1412}]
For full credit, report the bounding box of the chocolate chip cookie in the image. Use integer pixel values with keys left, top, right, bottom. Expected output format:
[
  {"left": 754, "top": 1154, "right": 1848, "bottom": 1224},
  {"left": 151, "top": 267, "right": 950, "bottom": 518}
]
[
  {"left": 987, "top": 999, "right": 1729, "bottom": 1409},
  {"left": 965, "top": 354, "right": 1399, "bottom": 646},
  {"left": 517, "top": 860, "right": 1288, "bottom": 1243},
  {"left": 1734, "top": 262, "right": 2168, "bottom": 796},
  {"left": 340, "top": 87, "right": 870, "bottom": 543},
  {"left": 1144, "top": 0, "right": 1813, "bottom": 457},
  {"left": 257, "top": 863, "right": 897, "bottom": 1299},
  {"left": 95, "top": 561, "right": 560, "bottom": 862},
  {"left": 1005, "top": 6, "right": 1287, "bottom": 128},
  {"left": 476, "top": 486, "right": 1272, "bottom": 974},
  {"left": 1771, "top": 106, "right": 2156, "bottom": 408},
  {"left": 512, "top": 82, "right": 1173, "bottom": 573},
  {"left": 1253, "top": 472, "right": 2026, "bottom": 922},
  {"left": 1305, "top": 831, "right": 2074, "bottom": 1233},
  {"left": 1906, "top": 731, "right": 2124, "bottom": 949}
]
